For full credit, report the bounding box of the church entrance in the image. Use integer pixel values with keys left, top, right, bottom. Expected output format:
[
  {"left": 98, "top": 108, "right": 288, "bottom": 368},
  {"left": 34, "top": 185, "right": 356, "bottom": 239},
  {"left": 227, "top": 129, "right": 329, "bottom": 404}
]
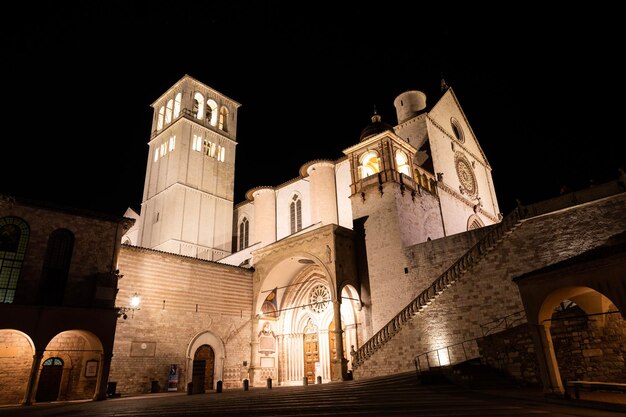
[
  {"left": 35, "top": 358, "right": 63, "bottom": 402},
  {"left": 192, "top": 344, "right": 215, "bottom": 393},
  {"left": 303, "top": 320, "right": 319, "bottom": 384}
]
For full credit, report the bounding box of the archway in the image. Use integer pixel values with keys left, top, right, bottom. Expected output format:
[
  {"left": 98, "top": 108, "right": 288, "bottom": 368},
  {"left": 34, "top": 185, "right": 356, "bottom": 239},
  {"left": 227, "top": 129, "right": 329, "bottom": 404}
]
[
  {"left": 192, "top": 345, "right": 215, "bottom": 393},
  {"left": 186, "top": 331, "right": 225, "bottom": 390},
  {"left": 537, "top": 287, "right": 625, "bottom": 393},
  {"left": 35, "top": 358, "right": 64, "bottom": 402},
  {"left": 0, "top": 329, "right": 35, "bottom": 406}
]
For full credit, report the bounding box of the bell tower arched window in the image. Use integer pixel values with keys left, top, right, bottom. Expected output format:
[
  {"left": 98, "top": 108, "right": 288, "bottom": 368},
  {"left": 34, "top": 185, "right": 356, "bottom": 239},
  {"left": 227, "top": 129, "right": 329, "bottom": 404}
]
[
  {"left": 173, "top": 93, "right": 182, "bottom": 118},
  {"left": 219, "top": 107, "right": 229, "bottom": 132},
  {"left": 193, "top": 92, "right": 205, "bottom": 120},
  {"left": 206, "top": 99, "right": 218, "bottom": 126},
  {"left": 290, "top": 195, "right": 302, "bottom": 234},
  {"left": 157, "top": 106, "right": 165, "bottom": 131}
]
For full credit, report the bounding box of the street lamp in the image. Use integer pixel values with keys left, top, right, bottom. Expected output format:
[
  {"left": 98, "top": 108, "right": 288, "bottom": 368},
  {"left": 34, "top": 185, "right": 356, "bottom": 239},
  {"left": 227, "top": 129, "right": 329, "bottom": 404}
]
[{"left": 117, "top": 292, "right": 141, "bottom": 320}]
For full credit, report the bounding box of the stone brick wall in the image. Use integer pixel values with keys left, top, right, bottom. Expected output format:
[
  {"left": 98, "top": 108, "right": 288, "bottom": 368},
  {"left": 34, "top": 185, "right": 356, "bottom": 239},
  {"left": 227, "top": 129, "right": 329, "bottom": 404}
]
[
  {"left": 551, "top": 306, "right": 626, "bottom": 383},
  {"left": 478, "top": 306, "right": 626, "bottom": 385},
  {"left": 0, "top": 331, "right": 32, "bottom": 405},
  {"left": 111, "top": 245, "right": 253, "bottom": 395},
  {"left": 353, "top": 193, "right": 626, "bottom": 379}
]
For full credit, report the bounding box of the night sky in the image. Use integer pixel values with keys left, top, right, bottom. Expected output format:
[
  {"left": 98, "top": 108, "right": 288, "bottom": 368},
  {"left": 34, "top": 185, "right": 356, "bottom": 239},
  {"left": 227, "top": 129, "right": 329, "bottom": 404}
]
[{"left": 3, "top": 3, "right": 624, "bottom": 218}]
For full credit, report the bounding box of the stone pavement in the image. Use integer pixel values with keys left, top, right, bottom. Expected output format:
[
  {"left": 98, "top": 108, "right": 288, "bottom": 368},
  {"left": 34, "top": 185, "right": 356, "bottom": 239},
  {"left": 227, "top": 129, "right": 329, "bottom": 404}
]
[{"left": 0, "top": 372, "right": 624, "bottom": 417}]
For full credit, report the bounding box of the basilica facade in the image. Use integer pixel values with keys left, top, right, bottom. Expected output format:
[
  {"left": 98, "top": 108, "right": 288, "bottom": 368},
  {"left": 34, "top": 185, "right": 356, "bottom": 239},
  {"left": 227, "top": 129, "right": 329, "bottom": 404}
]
[
  {"left": 110, "top": 74, "right": 502, "bottom": 393},
  {"left": 2, "top": 75, "right": 623, "bottom": 405}
]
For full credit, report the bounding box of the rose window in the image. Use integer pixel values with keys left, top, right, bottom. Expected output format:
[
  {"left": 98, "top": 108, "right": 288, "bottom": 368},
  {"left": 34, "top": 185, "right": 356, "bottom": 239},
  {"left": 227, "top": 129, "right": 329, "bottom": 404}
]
[{"left": 309, "top": 285, "right": 330, "bottom": 313}]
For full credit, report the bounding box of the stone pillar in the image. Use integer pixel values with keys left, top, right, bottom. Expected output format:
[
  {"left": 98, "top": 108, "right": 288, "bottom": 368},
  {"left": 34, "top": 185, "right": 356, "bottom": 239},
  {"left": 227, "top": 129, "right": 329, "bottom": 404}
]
[
  {"left": 530, "top": 324, "right": 564, "bottom": 396},
  {"left": 93, "top": 351, "right": 113, "bottom": 400},
  {"left": 22, "top": 350, "right": 44, "bottom": 405},
  {"left": 249, "top": 315, "right": 261, "bottom": 386},
  {"left": 331, "top": 300, "right": 347, "bottom": 381}
]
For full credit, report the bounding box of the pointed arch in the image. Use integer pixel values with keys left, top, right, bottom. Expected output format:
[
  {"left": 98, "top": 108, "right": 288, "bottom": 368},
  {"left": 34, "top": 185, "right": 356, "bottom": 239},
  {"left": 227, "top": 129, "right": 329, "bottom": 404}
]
[
  {"left": 289, "top": 194, "right": 302, "bottom": 234},
  {"left": 467, "top": 215, "right": 483, "bottom": 230}
]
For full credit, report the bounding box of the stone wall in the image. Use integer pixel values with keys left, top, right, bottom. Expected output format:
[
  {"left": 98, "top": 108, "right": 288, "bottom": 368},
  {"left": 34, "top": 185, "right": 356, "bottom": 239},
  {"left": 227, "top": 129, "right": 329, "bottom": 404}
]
[
  {"left": 478, "top": 306, "right": 626, "bottom": 385},
  {"left": 0, "top": 331, "right": 32, "bottom": 405},
  {"left": 353, "top": 193, "right": 626, "bottom": 379},
  {"left": 111, "top": 245, "right": 253, "bottom": 395}
]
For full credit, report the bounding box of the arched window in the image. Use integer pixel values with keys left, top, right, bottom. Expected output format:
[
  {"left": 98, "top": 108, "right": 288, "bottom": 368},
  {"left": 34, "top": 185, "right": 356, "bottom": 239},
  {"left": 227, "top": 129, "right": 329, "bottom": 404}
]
[
  {"left": 0, "top": 216, "right": 30, "bottom": 303},
  {"left": 290, "top": 194, "right": 302, "bottom": 234},
  {"left": 467, "top": 215, "right": 483, "bottom": 230},
  {"left": 206, "top": 99, "right": 218, "bottom": 126},
  {"left": 173, "top": 93, "right": 182, "bottom": 118},
  {"left": 165, "top": 99, "right": 174, "bottom": 124},
  {"left": 157, "top": 106, "right": 165, "bottom": 131},
  {"left": 193, "top": 92, "right": 204, "bottom": 120},
  {"left": 358, "top": 151, "right": 380, "bottom": 179},
  {"left": 39, "top": 228, "right": 74, "bottom": 306},
  {"left": 395, "top": 149, "right": 410, "bottom": 176},
  {"left": 238, "top": 217, "right": 249, "bottom": 251},
  {"left": 219, "top": 107, "right": 229, "bottom": 132}
]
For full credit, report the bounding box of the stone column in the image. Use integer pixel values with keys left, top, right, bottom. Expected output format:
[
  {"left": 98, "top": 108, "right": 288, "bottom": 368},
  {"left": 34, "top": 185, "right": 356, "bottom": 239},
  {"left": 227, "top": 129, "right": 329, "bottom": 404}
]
[
  {"left": 93, "top": 351, "right": 113, "bottom": 400},
  {"left": 331, "top": 299, "right": 347, "bottom": 381},
  {"left": 248, "top": 315, "right": 260, "bottom": 387},
  {"left": 22, "top": 350, "right": 44, "bottom": 405}
]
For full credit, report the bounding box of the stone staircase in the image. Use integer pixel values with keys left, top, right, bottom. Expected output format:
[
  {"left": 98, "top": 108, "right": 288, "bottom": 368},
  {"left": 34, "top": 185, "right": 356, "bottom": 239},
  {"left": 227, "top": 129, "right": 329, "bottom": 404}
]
[{"left": 352, "top": 206, "right": 525, "bottom": 368}]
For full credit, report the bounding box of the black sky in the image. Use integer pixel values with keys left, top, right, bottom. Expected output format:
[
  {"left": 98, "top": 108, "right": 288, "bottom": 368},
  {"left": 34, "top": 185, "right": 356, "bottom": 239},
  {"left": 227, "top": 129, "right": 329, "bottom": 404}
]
[{"left": 3, "top": 3, "right": 624, "bottom": 217}]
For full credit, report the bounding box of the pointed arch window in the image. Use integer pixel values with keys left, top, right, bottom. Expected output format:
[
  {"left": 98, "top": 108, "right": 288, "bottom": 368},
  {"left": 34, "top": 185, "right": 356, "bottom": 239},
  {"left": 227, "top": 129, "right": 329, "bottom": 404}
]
[
  {"left": 0, "top": 217, "right": 30, "bottom": 303},
  {"left": 395, "top": 149, "right": 410, "bottom": 176},
  {"left": 238, "top": 217, "right": 249, "bottom": 251},
  {"left": 358, "top": 151, "right": 380, "bottom": 179},
  {"left": 39, "top": 228, "right": 74, "bottom": 306},
  {"left": 219, "top": 107, "right": 229, "bottom": 132},
  {"left": 290, "top": 195, "right": 302, "bottom": 234}
]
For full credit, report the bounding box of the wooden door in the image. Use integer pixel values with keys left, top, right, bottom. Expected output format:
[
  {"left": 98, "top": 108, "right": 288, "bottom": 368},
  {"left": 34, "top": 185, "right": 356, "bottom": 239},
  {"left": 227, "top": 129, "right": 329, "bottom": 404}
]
[
  {"left": 192, "top": 344, "right": 215, "bottom": 393},
  {"left": 304, "top": 331, "right": 319, "bottom": 384},
  {"left": 35, "top": 358, "right": 63, "bottom": 402}
]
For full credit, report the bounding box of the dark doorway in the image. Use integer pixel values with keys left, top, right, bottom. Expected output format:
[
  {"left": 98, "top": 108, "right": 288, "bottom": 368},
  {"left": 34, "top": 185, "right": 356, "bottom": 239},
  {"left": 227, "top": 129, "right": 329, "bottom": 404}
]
[
  {"left": 192, "top": 344, "right": 215, "bottom": 393},
  {"left": 35, "top": 358, "right": 64, "bottom": 402}
]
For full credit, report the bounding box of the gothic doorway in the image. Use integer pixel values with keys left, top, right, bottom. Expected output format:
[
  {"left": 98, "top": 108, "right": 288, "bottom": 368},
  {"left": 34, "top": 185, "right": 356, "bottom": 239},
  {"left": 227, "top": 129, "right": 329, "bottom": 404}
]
[
  {"left": 192, "top": 344, "right": 215, "bottom": 394},
  {"left": 303, "top": 320, "right": 319, "bottom": 384},
  {"left": 35, "top": 358, "right": 63, "bottom": 402}
]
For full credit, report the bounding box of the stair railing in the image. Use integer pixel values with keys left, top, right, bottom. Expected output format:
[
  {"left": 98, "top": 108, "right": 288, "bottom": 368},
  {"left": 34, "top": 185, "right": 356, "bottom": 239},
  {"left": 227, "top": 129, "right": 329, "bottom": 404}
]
[{"left": 352, "top": 205, "right": 525, "bottom": 368}]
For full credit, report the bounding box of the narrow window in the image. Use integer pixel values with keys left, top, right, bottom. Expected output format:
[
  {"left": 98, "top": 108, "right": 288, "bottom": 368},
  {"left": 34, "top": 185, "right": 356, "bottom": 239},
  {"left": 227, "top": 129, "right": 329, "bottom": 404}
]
[
  {"left": 206, "top": 99, "right": 218, "bottom": 126},
  {"left": 39, "top": 229, "right": 74, "bottom": 306},
  {"left": 238, "top": 217, "right": 249, "bottom": 250},
  {"left": 173, "top": 93, "right": 182, "bottom": 118},
  {"left": 290, "top": 195, "right": 302, "bottom": 234},
  {"left": 219, "top": 107, "right": 229, "bottom": 132},
  {"left": 154, "top": 147, "right": 159, "bottom": 162},
  {"left": 194, "top": 92, "right": 204, "bottom": 119},
  {"left": 169, "top": 135, "right": 176, "bottom": 152},
  {"left": 165, "top": 99, "right": 174, "bottom": 124},
  {"left": 157, "top": 106, "right": 165, "bottom": 131},
  {"left": 0, "top": 217, "right": 29, "bottom": 303},
  {"left": 192, "top": 135, "right": 202, "bottom": 152}
]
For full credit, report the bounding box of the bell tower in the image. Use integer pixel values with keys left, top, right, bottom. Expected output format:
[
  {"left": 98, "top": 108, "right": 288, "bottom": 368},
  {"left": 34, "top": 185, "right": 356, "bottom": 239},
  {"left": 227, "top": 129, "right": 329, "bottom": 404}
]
[{"left": 137, "top": 75, "right": 241, "bottom": 261}]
